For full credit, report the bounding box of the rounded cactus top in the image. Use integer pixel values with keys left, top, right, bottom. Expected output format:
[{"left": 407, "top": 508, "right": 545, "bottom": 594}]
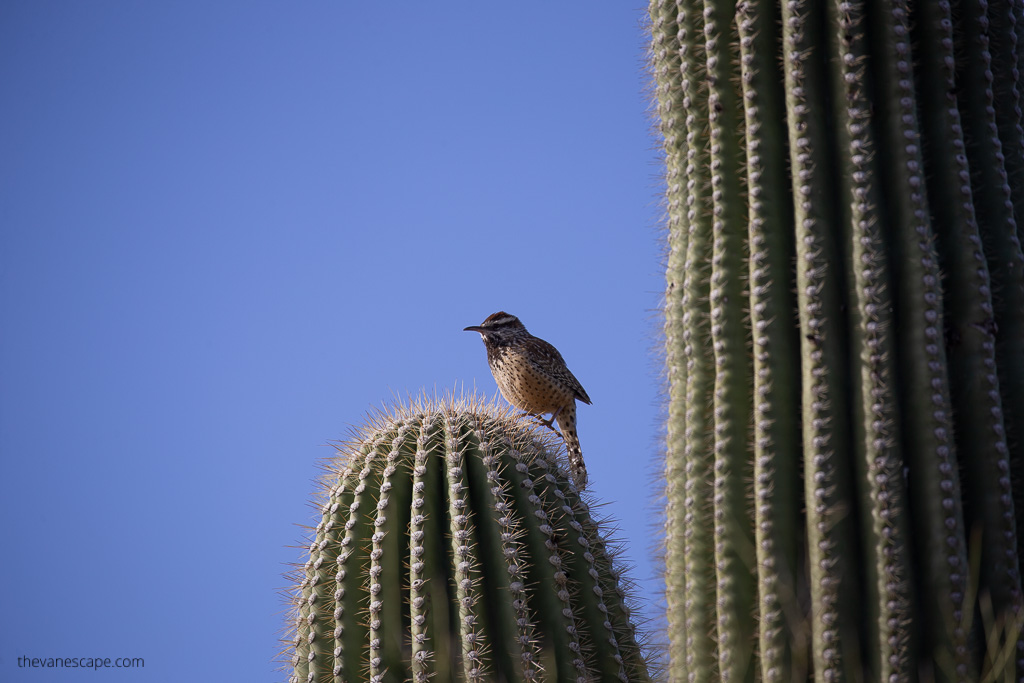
[{"left": 283, "top": 393, "right": 653, "bottom": 683}]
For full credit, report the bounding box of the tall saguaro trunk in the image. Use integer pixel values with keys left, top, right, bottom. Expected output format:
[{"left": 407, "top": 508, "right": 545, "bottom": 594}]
[{"left": 650, "top": 1, "right": 1024, "bottom": 681}]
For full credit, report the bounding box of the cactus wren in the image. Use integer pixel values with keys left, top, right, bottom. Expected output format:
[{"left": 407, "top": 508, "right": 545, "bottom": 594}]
[{"left": 464, "top": 311, "right": 592, "bottom": 489}]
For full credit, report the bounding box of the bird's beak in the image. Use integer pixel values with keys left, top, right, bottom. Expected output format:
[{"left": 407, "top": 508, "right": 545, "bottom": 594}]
[{"left": 464, "top": 326, "right": 484, "bottom": 332}]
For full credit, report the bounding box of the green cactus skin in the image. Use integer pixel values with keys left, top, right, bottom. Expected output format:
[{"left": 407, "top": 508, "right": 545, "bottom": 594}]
[
  {"left": 650, "top": 0, "right": 1024, "bottom": 680},
  {"left": 285, "top": 396, "right": 653, "bottom": 683}
]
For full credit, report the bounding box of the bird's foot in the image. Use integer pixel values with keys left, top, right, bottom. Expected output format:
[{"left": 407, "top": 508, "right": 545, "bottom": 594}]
[{"left": 520, "top": 412, "right": 562, "bottom": 436}]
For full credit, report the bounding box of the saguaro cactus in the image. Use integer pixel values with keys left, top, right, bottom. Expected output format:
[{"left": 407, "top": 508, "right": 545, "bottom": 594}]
[
  {"left": 650, "top": 1, "right": 1024, "bottom": 681},
  {"left": 284, "top": 396, "right": 652, "bottom": 682}
]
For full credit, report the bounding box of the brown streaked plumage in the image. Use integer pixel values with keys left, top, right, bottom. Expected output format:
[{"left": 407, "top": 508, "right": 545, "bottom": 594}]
[{"left": 464, "top": 311, "right": 592, "bottom": 488}]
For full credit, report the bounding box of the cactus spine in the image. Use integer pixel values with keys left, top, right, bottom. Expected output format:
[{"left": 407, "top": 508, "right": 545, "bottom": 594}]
[
  {"left": 651, "top": 0, "right": 1024, "bottom": 681},
  {"left": 285, "top": 396, "right": 652, "bottom": 682}
]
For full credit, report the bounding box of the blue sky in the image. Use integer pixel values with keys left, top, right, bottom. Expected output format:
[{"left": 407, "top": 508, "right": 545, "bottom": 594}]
[{"left": 0, "top": 3, "right": 665, "bottom": 680}]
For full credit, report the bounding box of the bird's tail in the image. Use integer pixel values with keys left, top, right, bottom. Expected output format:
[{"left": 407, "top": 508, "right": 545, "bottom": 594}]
[{"left": 557, "top": 407, "right": 588, "bottom": 490}]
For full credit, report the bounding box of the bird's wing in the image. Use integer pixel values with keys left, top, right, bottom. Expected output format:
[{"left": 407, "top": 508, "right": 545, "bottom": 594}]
[{"left": 531, "top": 338, "right": 592, "bottom": 405}]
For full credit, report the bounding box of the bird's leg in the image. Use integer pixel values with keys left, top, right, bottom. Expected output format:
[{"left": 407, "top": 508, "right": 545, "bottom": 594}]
[
  {"left": 534, "top": 407, "right": 563, "bottom": 435},
  {"left": 518, "top": 409, "right": 563, "bottom": 435}
]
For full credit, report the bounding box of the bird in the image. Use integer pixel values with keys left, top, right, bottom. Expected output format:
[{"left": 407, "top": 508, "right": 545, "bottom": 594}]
[{"left": 464, "top": 311, "right": 592, "bottom": 489}]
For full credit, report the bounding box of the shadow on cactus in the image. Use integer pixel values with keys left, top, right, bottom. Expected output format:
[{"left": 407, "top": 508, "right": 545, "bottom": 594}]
[{"left": 282, "top": 393, "right": 654, "bottom": 683}]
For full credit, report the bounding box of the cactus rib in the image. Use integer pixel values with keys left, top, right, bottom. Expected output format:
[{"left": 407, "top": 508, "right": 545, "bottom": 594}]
[{"left": 736, "top": 1, "right": 802, "bottom": 679}]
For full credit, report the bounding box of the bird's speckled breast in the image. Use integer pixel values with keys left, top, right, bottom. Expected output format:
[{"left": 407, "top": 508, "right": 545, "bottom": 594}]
[{"left": 486, "top": 344, "right": 573, "bottom": 414}]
